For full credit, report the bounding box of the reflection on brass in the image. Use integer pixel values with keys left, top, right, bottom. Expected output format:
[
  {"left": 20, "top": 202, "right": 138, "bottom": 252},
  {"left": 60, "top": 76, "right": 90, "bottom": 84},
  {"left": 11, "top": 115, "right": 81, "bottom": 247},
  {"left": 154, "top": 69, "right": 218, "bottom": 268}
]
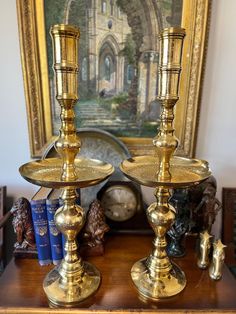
[
  {"left": 19, "top": 157, "right": 114, "bottom": 189},
  {"left": 20, "top": 24, "right": 114, "bottom": 307},
  {"left": 120, "top": 27, "right": 211, "bottom": 300},
  {"left": 154, "top": 27, "right": 185, "bottom": 182},
  {"left": 209, "top": 239, "right": 226, "bottom": 280},
  {"left": 121, "top": 156, "right": 211, "bottom": 188},
  {"left": 197, "top": 230, "right": 212, "bottom": 269}
]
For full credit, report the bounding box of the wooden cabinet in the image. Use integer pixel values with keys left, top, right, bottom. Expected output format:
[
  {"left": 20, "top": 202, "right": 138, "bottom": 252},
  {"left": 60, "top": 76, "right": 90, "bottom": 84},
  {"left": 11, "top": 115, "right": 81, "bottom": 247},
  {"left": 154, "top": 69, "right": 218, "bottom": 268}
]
[{"left": 0, "top": 234, "right": 235, "bottom": 313}]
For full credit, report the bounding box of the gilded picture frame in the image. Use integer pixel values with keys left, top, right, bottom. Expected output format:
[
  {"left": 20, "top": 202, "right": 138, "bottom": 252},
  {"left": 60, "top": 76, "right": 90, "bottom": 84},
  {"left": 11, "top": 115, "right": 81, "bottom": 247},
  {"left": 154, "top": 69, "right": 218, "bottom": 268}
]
[{"left": 16, "top": 0, "right": 211, "bottom": 158}]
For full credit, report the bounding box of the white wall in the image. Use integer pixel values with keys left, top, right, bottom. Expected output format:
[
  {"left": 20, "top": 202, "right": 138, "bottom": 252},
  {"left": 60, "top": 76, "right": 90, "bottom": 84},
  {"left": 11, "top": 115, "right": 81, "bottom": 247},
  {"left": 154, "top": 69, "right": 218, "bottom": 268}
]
[
  {"left": 196, "top": 0, "right": 236, "bottom": 199},
  {"left": 0, "top": 0, "right": 37, "bottom": 201},
  {"left": 0, "top": 0, "right": 236, "bottom": 214}
]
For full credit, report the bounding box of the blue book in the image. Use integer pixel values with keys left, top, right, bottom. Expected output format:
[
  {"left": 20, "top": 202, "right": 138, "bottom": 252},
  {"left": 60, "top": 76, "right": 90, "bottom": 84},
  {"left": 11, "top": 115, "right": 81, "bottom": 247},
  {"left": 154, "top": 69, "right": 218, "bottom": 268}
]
[
  {"left": 30, "top": 187, "right": 52, "bottom": 266},
  {"left": 46, "top": 189, "right": 63, "bottom": 265}
]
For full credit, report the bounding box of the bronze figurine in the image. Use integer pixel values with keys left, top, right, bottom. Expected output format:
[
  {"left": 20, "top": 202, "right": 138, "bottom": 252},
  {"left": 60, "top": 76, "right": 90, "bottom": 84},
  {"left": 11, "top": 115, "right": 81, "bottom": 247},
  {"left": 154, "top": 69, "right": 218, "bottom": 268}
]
[
  {"left": 165, "top": 177, "right": 221, "bottom": 258},
  {"left": 11, "top": 197, "right": 36, "bottom": 250},
  {"left": 167, "top": 189, "right": 190, "bottom": 257},
  {"left": 80, "top": 199, "right": 110, "bottom": 256},
  {"left": 189, "top": 176, "right": 222, "bottom": 233}
]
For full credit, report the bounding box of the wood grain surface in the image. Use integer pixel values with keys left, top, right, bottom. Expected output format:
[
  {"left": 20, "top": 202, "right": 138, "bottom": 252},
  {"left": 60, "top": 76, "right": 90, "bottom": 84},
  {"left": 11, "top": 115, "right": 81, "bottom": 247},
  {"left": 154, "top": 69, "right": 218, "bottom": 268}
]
[{"left": 0, "top": 234, "right": 235, "bottom": 313}]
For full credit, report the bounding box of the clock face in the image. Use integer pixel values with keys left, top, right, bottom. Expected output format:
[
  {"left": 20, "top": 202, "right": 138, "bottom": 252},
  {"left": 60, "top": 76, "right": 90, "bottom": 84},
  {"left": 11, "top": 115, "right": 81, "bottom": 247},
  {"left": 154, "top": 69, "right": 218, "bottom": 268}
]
[{"left": 101, "top": 185, "right": 138, "bottom": 222}]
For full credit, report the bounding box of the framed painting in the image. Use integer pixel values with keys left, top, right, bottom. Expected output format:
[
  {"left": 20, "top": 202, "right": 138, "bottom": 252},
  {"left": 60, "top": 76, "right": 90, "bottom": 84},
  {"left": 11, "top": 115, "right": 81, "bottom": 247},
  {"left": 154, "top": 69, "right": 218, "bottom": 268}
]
[{"left": 16, "top": 0, "right": 211, "bottom": 158}]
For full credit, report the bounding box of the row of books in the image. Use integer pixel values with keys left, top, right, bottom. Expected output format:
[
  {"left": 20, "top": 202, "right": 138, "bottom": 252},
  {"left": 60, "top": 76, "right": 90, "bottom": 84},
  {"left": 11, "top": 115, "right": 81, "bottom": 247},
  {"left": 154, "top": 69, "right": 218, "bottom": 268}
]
[{"left": 30, "top": 187, "right": 78, "bottom": 266}]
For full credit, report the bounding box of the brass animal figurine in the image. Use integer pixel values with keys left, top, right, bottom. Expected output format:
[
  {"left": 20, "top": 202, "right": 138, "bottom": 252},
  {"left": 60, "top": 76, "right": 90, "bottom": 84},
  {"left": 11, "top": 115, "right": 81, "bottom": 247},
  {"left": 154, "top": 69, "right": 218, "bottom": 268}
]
[
  {"left": 209, "top": 239, "right": 226, "bottom": 280},
  {"left": 11, "top": 197, "right": 36, "bottom": 250},
  {"left": 197, "top": 230, "right": 212, "bottom": 269}
]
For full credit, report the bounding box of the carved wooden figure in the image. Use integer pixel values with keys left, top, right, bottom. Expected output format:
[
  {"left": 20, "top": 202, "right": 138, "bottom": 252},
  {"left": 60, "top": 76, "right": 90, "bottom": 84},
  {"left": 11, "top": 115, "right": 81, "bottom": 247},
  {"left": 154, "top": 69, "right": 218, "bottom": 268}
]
[
  {"left": 80, "top": 199, "right": 110, "bottom": 256},
  {"left": 11, "top": 197, "right": 36, "bottom": 250}
]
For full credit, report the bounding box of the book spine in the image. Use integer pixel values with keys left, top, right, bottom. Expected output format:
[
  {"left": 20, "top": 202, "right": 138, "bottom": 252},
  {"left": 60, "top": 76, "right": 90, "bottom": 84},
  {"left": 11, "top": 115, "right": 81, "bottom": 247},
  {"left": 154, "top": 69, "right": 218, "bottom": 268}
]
[
  {"left": 46, "top": 198, "right": 63, "bottom": 265},
  {"left": 30, "top": 199, "right": 52, "bottom": 265}
]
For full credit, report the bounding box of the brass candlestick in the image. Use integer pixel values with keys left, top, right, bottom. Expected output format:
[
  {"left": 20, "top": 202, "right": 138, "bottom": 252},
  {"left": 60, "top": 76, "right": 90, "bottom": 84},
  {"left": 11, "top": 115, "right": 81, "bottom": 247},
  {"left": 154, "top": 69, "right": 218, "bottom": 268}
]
[
  {"left": 19, "top": 24, "right": 114, "bottom": 307},
  {"left": 120, "top": 27, "right": 211, "bottom": 300}
]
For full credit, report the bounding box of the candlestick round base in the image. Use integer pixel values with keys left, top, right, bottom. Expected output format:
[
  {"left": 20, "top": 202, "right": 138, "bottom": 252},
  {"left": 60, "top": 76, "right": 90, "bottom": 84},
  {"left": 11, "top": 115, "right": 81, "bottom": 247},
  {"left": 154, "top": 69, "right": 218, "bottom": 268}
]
[
  {"left": 131, "top": 258, "right": 186, "bottom": 300},
  {"left": 43, "top": 262, "right": 101, "bottom": 308}
]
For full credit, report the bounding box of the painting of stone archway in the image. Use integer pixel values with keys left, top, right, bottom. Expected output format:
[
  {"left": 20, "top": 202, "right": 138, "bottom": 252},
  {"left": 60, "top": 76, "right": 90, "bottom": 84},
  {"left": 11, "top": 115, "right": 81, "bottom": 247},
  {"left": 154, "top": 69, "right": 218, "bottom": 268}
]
[{"left": 44, "top": 0, "right": 183, "bottom": 138}]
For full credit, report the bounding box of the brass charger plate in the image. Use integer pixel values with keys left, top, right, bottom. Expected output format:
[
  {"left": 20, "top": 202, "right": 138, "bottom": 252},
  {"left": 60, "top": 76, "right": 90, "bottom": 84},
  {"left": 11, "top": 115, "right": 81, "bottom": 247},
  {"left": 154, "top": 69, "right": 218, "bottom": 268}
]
[
  {"left": 120, "top": 156, "right": 211, "bottom": 188},
  {"left": 19, "top": 157, "right": 114, "bottom": 189}
]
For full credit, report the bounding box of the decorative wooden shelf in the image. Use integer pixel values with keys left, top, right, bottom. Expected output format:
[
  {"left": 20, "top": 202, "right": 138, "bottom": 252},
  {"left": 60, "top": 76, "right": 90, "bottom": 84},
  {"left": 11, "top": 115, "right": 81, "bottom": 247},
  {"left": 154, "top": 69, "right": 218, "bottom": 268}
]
[{"left": 0, "top": 234, "right": 235, "bottom": 313}]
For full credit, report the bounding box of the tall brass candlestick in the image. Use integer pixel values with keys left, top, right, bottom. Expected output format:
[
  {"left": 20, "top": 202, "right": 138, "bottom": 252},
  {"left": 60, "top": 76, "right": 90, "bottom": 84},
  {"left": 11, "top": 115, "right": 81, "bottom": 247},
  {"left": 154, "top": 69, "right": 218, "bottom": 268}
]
[
  {"left": 19, "top": 24, "right": 114, "bottom": 307},
  {"left": 120, "top": 27, "right": 211, "bottom": 300},
  {"left": 44, "top": 25, "right": 97, "bottom": 307}
]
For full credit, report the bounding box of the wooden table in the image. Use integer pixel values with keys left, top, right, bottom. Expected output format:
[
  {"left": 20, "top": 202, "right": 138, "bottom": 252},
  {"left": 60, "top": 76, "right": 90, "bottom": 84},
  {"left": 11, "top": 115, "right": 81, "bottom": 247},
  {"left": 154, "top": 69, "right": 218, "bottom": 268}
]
[{"left": 0, "top": 234, "right": 235, "bottom": 313}]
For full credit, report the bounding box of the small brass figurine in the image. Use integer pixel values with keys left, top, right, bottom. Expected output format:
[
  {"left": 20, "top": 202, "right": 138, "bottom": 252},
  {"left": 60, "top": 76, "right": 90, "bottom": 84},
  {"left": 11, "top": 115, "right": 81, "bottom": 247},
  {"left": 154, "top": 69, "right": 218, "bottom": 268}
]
[
  {"left": 197, "top": 230, "right": 212, "bottom": 269},
  {"left": 80, "top": 199, "right": 110, "bottom": 256},
  {"left": 12, "top": 197, "right": 36, "bottom": 250},
  {"left": 209, "top": 239, "right": 226, "bottom": 280}
]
